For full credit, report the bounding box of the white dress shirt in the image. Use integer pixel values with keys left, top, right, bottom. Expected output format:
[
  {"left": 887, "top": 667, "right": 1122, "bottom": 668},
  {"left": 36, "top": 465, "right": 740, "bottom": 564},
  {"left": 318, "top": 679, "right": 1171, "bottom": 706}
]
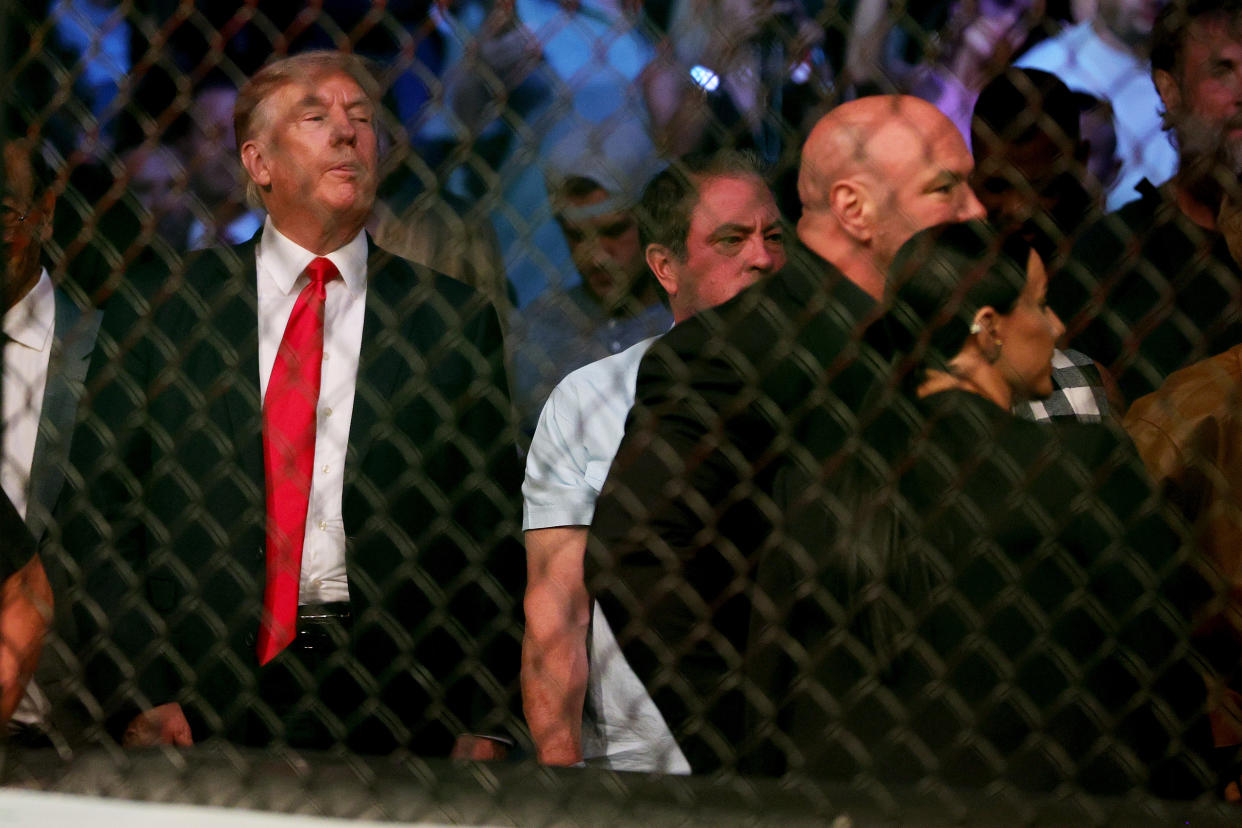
[
  {"left": 255, "top": 218, "right": 368, "bottom": 605},
  {"left": 2, "top": 269, "right": 54, "bottom": 520},
  {"left": 2, "top": 268, "right": 55, "bottom": 727}
]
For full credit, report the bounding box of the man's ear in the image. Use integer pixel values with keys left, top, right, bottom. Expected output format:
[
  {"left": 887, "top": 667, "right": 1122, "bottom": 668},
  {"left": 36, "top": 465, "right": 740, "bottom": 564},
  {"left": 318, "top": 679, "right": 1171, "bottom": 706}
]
[
  {"left": 240, "top": 139, "right": 270, "bottom": 190},
  {"left": 829, "top": 178, "right": 874, "bottom": 243},
  {"left": 1153, "top": 69, "right": 1182, "bottom": 116},
  {"left": 646, "top": 243, "right": 680, "bottom": 297}
]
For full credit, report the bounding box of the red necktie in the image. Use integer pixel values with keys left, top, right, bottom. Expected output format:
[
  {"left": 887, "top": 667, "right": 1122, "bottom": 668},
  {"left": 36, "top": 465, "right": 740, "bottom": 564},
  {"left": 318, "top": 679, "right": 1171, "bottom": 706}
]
[{"left": 257, "top": 256, "right": 340, "bottom": 665}]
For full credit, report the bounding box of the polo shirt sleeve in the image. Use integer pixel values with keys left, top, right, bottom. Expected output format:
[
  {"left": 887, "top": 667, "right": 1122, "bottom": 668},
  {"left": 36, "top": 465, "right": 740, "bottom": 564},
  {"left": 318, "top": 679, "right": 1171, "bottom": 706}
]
[{"left": 522, "top": 377, "right": 603, "bottom": 531}]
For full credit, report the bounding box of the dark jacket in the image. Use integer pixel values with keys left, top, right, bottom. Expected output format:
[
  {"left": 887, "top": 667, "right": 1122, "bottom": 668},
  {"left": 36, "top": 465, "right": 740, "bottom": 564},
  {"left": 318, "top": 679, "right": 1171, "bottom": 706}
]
[
  {"left": 57, "top": 233, "right": 523, "bottom": 753},
  {"left": 777, "top": 389, "right": 1217, "bottom": 796},
  {"left": 586, "top": 243, "right": 878, "bottom": 774}
]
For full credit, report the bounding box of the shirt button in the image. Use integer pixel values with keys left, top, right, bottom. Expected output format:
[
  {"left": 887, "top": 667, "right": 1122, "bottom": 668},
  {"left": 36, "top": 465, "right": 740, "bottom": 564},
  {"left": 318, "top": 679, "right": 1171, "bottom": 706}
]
[
  {"left": 321, "top": 464, "right": 329, "bottom": 474},
  {"left": 323, "top": 353, "right": 330, "bottom": 361},
  {"left": 323, "top": 407, "right": 333, "bottom": 418},
  {"left": 610, "top": 341, "right": 621, "bottom": 352},
  {"left": 318, "top": 521, "right": 327, "bottom": 531}
]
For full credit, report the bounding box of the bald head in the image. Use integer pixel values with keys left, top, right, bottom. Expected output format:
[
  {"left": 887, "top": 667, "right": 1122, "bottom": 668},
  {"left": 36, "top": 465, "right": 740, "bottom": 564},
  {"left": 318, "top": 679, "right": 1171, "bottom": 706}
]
[{"left": 797, "top": 95, "right": 984, "bottom": 296}]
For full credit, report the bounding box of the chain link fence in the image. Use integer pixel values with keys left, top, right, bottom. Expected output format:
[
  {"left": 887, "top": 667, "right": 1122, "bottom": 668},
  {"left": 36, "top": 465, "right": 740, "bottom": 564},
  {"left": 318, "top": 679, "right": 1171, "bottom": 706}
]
[{"left": 3, "top": 0, "right": 1242, "bottom": 823}]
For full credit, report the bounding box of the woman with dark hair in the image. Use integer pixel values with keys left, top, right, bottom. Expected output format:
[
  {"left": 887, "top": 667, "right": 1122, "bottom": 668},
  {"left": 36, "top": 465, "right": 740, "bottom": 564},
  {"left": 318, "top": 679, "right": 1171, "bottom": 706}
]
[
  {"left": 873, "top": 219, "right": 1063, "bottom": 407},
  {"left": 772, "top": 221, "right": 1219, "bottom": 797}
]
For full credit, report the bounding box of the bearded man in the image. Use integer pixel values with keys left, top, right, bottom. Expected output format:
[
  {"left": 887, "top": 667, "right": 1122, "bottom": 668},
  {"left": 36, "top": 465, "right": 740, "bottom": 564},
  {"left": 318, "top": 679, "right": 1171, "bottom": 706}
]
[{"left": 1054, "top": 0, "right": 1242, "bottom": 407}]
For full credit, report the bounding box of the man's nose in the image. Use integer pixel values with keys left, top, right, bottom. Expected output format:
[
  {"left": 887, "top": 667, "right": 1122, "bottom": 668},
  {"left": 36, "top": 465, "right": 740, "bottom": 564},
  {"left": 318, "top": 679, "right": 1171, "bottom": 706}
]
[
  {"left": 329, "top": 108, "right": 357, "bottom": 144},
  {"left": 960, "top": 186, "right": 987, "bottom": 221},
  {"left": 748, "top": 236, "right": 777, "bottom": 272}
]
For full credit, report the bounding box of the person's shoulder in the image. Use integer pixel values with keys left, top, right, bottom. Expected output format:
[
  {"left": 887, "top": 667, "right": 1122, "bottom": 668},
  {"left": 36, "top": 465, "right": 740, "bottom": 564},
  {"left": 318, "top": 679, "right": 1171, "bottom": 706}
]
[
  {"left": 96, "top": 240, "right": 255, "bottom": 330},
  {"left": 513, "top": 284, "right": 601, "bottom": 334},
  {"left": 1071, "top": 183, "right": 1167, "bottom": 258},
  {"left": 366, "top": 239, "right": 480, "bottom": 306},
  {"left": 539, "top": 338, "right": 655, "bottom": 443},
  {"left": 926, "top": 389, "right": 1122, "bottom": 457},
  {"left": 1045, "top": 414, "right": 1132, "bottom": 456},
  {"left": 1126, "top": 343, "right": 1242, "bottom": 430},
  {"left": 51, "top": 283, "right": 102, "bottom": 346},
  {"left": 51, "top": 280, "right": 101, "bottom": 323},
  {"left": 648, "top": 247, "right": 871, "bottom": 387},
  {"left": 1092, "top": 182, "right": 1165, "bottom": 227},
  {"left": 663, "top": 243, "right": 865, "bottom": 341},
  {"left": 558, "top": 335, "right": 658, "bottom": 393},
  {"left": 1014, "top": 21, "right": 1090, "bottom": 70}
]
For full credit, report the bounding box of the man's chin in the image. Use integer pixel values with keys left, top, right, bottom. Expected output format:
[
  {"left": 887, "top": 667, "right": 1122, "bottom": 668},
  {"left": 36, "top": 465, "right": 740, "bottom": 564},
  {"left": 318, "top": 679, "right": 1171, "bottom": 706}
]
[
  {"left": 319, "top": 182, "right": 376, "bottom": 212},
  {"left": 317, "top": 199, "right": 375, "bottom": 227},
  {"left": 584, "top": 276, "right": 617, "bottom": 302}
]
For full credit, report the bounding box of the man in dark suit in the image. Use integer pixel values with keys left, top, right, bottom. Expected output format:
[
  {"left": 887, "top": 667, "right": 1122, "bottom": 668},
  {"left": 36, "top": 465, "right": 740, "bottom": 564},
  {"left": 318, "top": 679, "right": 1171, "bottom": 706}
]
[
  {"left": 2, "top": 135, "right": 100, "bottom": 741},
  {"left": 586, "top": 96, "right": 986, "bottom": 775},
  {"left": 60, "top": 51, "right": 520, "bottom": 757}
]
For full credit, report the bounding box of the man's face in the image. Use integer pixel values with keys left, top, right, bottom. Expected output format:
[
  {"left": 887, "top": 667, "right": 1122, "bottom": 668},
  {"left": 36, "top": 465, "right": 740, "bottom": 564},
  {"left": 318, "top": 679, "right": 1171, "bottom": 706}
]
[
  {"left": 868, "top": 118, "right": 986, "bottom": 267},
  {"left": 969, "top": 128, "right": 1091, "bottom": 256},
  {"left": 1160, "top": 16, "right": 1242, "bottom": 178},
  {"left": 245, "top": 72, "right": 378, "bottom": 234},
  {"left": 187, "top": 86, "right": 242, "bottom": 205},
  {"left": 972, "top": 131, "right": 1063, "bottom": 228},
  {"left": 2, "top": 142, "right": 54, "bottom": 312},
  {"left": 1097, "top": 0, "right": 1164, "bottom": 49},
  {"left": 668, "top": 174, "right": 785, "bottom": 315},
  {"left": 125, "top": 146, "right": 192, "bottom": 244},
  {"left": 557, "top": 189, "right": 646, "bottom": 307}
]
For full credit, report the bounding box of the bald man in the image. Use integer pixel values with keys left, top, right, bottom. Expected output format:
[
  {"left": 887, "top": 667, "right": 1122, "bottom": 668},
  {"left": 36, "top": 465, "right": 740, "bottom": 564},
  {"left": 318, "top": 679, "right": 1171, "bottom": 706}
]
[
  {"left": 796, "top": 95, "right": 984, "bottom": 298},
  {"left": 585, "top": 96, "right": 984, "bottom": 776}
]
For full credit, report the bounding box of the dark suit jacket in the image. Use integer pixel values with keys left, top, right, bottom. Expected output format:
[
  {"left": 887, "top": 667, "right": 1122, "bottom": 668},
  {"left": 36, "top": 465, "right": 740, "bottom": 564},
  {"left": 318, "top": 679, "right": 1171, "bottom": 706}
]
[
  {"left": 586, "top": 243, "right": 878, "bottom": 775},
  {"left": 22, "top": 286, "right": 100, "bottom": 543},
  {"left": 20, "top": 286, "right": 100, "bottom": 741},
  {"left": 59, "top": 234, "right": 522, "bottom": 754}
]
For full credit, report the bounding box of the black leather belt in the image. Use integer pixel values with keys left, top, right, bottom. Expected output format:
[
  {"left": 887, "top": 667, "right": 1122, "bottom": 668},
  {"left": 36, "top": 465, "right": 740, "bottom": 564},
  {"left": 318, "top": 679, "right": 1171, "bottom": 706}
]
[
  {"left": 293, "top": 602, "right": 351, "bottom": 653},
  {"left": 297, "top": 601, "right": 351, "bottom": 623}
]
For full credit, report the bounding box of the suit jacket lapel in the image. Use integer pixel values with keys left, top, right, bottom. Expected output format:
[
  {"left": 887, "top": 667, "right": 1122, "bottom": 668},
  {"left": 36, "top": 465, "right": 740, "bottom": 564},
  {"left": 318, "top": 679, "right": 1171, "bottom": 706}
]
[
  {"left": 344, "top": 241, "right": 406, "bottom": 492},
  {"left": 27, "top": 289, "right": 101, "bottom": 543},
  {"left": 213, "top": 239, "right": 266, "bottom": 492}
]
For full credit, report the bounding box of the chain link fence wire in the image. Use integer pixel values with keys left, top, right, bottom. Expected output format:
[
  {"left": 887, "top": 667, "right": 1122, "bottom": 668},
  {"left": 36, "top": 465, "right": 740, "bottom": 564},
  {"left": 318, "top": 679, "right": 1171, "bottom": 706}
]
[{"left": 2, "top": 0, "right": 1242, "bottom": 824}]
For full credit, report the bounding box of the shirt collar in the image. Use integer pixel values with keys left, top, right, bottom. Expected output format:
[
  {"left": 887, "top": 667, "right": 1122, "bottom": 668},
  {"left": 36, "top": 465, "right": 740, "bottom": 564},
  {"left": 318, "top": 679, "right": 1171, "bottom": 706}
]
[
  {"left": 3, "top": 269, "right": 55, "bottom": 352},
  {"left": 258, "top": 216, "right": 369, "bottom": 295}
]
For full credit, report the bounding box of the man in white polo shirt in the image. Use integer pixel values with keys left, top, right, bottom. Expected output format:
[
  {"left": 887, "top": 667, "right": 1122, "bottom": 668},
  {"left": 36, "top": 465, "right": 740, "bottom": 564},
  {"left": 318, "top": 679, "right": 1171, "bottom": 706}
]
[{"left": 522, "top": 151, "right": 786, "bottom": 770}]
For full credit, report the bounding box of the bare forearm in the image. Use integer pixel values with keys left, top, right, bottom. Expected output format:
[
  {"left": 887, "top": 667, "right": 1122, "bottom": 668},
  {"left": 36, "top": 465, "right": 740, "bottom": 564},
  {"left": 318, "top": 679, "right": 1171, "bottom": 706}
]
[
  {"left": 522, "top": 599, "right": 589, "bottom": 765},
  {"left": 0, "top": 556, "right": 52, "bottom": 723},
  {"left": 522, "top": 527, "right": 592, "bottom": 765}
]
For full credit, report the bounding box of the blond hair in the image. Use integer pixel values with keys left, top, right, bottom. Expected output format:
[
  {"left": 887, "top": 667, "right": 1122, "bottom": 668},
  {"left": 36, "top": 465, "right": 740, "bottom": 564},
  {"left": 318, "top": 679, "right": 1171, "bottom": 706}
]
[{"left": 234, "top": 51, "right": 382, "bottom": 206}]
